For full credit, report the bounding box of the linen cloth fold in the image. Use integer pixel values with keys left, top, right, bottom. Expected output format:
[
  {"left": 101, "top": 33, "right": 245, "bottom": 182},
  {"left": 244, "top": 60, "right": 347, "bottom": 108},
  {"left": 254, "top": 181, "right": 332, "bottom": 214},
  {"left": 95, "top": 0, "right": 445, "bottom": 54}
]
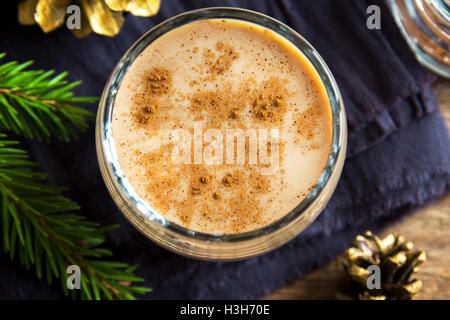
[{"left": 0, "top": 0, "right": 448, "bottom": 299}]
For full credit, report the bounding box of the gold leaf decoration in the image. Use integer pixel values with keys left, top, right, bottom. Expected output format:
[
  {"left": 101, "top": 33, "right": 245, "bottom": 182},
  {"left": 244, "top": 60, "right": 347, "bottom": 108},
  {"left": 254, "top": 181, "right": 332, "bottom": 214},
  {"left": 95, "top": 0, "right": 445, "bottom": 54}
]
[
  {"left": 105, "top": 0, "right": 161, "bottom": 16},
  {"left": 104, "top": 0, "right": 128, "bottom": 11},
  {"left": 126, "top": 0, "right": 161, "bottom": 16},
  {"left": 17, "top": 0, "right": 161, "bottom": 38},
  {"left": 35, "top": 0, "right": 72, "bottom": 33},
  {"left": 18, "top": 0, "right": 39, "bottom": 25},
  {"left": 337, "top": 230, "right": 426, "bottom": 300},
  {"left": 80, "top": 0, "right": 124, "bottom": 37},
  {"left": 71, "top": 5, "right": 92, "bottom": 38}
]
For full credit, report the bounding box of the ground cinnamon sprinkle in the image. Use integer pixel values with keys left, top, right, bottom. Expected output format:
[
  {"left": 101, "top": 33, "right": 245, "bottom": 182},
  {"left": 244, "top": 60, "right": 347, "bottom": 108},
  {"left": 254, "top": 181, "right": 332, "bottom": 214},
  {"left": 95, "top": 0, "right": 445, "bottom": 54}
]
[
  {"left": 294, "top": 103, "right": 323, "bottom": 149},
  {"left": 137, "top": 142, "right": 276, "bottom": 232},
  {"left": 222, "top": 174, "right": 232, "bottom": 186},
  {"left": 188, "top": 76, "right": 290, "bottom": 129},
  {"left": 132, "top": 67, "right": 173, "bottom": 133},
  {"left": 203, "top": 41, "right": 239, "bottom": 75},
  {"left": 252, "top": 90, "right": 287, "bottom": 122},
  {"left": 145, "top": 67, "right": 172, "bottom": 96},
  {"left": 120, "top": 29, "right": 329, "bottom": 234},
  {"left": 125, "top": 42, "right": 294, "bottom": 233},
  {"left": 132, "top": 96, "right": 159, "bottom": 125},
  {"left": 221, "top": 171, "right": 243, "bottom": 187}
]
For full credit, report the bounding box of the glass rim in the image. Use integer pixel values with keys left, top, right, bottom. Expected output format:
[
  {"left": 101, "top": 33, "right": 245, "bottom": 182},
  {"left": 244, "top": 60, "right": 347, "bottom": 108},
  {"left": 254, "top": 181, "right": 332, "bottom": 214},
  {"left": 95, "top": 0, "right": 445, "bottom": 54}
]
[{"left": 97, "top": 7, "right": 346, "bottom": 245}]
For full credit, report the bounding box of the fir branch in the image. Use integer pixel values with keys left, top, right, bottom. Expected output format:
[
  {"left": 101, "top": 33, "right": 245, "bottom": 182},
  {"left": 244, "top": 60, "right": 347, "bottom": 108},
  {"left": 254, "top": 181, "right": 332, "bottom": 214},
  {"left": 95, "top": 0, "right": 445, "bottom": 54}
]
[
  {"left": 0, "top": 53, "right": 96, "bottom": 142},
  {"left": 0, "top": 134, "right": 151, "bottom": 299}
]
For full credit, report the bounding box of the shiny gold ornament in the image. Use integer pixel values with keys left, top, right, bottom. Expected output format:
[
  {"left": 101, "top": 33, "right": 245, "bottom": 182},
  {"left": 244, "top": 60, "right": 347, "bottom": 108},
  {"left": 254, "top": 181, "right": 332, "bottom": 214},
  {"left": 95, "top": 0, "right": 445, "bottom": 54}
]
[
  {"left": 17, "top": 0, "right": 161, "bottom": 38},
  {"left": 337, "top": 231, "right": 426, "bottom": 300}
]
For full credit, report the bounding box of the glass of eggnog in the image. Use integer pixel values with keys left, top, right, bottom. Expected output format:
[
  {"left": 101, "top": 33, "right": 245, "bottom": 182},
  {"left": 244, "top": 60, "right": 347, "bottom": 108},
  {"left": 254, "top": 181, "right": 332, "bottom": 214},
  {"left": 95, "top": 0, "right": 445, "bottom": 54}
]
[{"left": 96, "top": 7, "right": 347, "bottom": 260}]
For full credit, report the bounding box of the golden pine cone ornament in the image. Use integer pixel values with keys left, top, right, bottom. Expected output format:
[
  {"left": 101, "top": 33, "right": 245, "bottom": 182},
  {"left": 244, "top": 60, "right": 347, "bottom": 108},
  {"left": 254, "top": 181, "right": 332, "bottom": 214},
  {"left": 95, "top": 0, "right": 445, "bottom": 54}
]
[
  {"left": 18, "top": 0, "right": 161, "bottom": 38},
  {"left": 337, "top": 231, "right": 426, "bottom": 300}
]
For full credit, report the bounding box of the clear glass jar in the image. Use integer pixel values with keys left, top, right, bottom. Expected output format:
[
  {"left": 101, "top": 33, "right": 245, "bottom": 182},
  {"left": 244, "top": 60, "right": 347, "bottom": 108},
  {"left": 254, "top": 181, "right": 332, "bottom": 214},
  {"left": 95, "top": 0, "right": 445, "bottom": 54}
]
[
  {"left": 96, "top": 7, "right": 347, "bottom": 261},
  {"left": 388, "top": 0, "right": 450, "bottom": 78}
]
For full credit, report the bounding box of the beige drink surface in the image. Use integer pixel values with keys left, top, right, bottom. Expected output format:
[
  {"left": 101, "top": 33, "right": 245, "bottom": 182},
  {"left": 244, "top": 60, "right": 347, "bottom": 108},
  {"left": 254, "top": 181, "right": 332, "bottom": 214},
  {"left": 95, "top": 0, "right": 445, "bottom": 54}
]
[{"left": 112, "top": 19, "right": 332, "bottom": 234}]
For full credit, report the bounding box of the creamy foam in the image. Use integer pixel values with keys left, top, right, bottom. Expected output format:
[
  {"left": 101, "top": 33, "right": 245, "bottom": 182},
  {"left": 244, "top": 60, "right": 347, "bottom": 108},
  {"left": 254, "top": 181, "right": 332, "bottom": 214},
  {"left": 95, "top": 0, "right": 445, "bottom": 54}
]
[{"left": 112, "top": 19, "right": 332, "bottom": 234}]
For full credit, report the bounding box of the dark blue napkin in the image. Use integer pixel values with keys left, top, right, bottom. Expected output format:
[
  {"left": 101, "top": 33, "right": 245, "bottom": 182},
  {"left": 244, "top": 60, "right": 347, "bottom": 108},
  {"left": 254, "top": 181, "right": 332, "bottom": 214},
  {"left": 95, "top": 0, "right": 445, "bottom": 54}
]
[{"left": 0, "top": 0, "right": 449, "bottom": 299}]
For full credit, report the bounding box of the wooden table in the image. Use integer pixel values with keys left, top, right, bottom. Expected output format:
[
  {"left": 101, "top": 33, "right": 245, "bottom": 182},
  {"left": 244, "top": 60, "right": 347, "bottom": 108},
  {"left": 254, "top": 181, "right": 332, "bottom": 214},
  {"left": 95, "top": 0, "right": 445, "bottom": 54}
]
[{"left": 265, "top": 79, "right": 450, "bottom": 300}]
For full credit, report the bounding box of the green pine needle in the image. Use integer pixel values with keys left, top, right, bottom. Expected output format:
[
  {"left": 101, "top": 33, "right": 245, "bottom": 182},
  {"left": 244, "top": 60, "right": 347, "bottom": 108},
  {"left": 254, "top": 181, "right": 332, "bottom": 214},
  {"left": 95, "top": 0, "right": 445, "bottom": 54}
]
[
  {"left": 0, "top": 52, "right": 151, "bottom": 299},
  {"left": 0, "top": 53, "right": 96, "bottom": 142},
  {"left": 0, "top": 135, "right": 151, "bottom": 299}
]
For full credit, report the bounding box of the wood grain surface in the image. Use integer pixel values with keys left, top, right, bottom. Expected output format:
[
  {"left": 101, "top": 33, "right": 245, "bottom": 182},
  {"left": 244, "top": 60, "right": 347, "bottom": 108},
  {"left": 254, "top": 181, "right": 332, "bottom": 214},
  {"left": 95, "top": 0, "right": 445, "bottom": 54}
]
[{"left": 265, "top": 79, "right": 450, "bottom": 300}]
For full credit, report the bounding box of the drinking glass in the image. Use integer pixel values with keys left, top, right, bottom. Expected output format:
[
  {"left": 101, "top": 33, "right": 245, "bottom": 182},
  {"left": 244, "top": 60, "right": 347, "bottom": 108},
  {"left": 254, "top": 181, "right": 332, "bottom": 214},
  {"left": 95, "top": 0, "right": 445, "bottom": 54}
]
[{"left": 96, "top": 7, "right": 347, "bottom": 261}]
